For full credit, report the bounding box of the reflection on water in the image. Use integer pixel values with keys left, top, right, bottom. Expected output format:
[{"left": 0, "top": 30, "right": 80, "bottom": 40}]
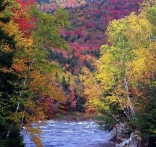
[{"left": 22, "top": 120, "right": 114, "bottom": 147}]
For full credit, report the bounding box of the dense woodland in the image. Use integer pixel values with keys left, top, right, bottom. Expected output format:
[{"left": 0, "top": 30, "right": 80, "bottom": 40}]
[{"left": 0, "top": 0, "right": 156, "bottom": 147}]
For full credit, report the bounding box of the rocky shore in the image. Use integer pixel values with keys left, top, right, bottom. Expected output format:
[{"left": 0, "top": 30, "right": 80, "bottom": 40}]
[{"left": 99, "top": 141, "right": 116, "bottom": 147}]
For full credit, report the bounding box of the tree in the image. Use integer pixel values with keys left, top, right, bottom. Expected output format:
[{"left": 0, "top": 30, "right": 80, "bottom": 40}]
[
  {"left": 0, "top": 0, "right": 25, "bottom": 146},
  {"left": 0, "top": 0, "right": 71, "bottom": 146},
  {"left": 13, "top": 5, "right": 70, "bottom": 147},
  {"left": 88, "top": 0, "right": 156, "bottom": 145}
]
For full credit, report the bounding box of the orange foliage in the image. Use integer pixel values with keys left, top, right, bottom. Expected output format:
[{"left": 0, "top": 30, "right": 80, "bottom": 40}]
[{"left": 11, "top": 61, "right": 27, "bottom": 73}]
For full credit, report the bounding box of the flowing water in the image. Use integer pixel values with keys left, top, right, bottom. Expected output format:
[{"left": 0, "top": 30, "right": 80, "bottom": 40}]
[{"left": 22, "top": 120, "right": 115, "bottom": 147}]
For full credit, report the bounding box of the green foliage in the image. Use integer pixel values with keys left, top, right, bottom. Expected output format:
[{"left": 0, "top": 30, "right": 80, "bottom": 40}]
[
  {"left": 0, "top": 1, "right": 26, "bottom": 146},
  {"left": 0, "top": 0, "right": 71, "bottom": 146},
  {"left": 135, "top": 83, "right": 156, "bottom": 138},
  {"left": 0, "top": 117, "right": 25, "bottom": 147},
  {"left": 96, "top": 115, "right": 116, "bottom": 131},
  {"left": 30, "top": 6, "right": 70, "bottom": 50},
  {"left": 0, "top": 0, "right": 15, "bottom": 68},
  {"left": 92, "top": 0, "right": 156, "bottom": 142},
  {"left": 146, "top": 3, "right": 156, "bottom": 35}
]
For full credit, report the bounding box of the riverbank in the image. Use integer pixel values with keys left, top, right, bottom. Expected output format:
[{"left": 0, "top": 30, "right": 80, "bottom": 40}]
[
  {"left": 99, "top": 142, "right": 116, "bottom": 147},
  {"left": 53, "top": 112, "right": 97, "bottom": 121}
]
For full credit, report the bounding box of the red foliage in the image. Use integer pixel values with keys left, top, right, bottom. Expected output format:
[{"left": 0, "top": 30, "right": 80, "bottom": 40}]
[
  {"left": 12, "top": 0, "right": 36, "bottom": 37},
  {"left": 68, "top": 0, "right": 78, "bottom": 7},
  {"left": 11, "top": 63, "right": 23, "bottom": 73},
  {"left": 43, "top": 97, "right": 54, "bottom": 119},
  {"left": 144, "top": 73, "right": 151, "bottom": 79},
  {"left": 36, "top": 0, "right": 144, "bottom": 75},
  {"left": 86, "top": 23, "right": 94, "bottom": 29},
  {"left": 69, "top": 90, "right": 76, "bottom": 108}
]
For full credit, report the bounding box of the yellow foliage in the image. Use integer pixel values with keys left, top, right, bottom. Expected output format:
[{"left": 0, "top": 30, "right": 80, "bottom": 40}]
[
  {"left": 79, "top": 67, "right": 102, "bottom": 111},
  {"left": 125, "top": 12, "right": 151, "bottom": 48},
  {"left": 105, "top": 95, "right": 118, "bottom": 105},
  {"left": 29, "top": 70, "right": 66, "bottom": 103},
  {"left": 107, "top": 18, "right": 127, "bottom": 43},
  {"left": 127, "top": 12, "right": 151, "bottom": 35},
  {"left": 89, "top": 2, "right": 156, "bottom": 121},
  {"left": 86, "top": 98, "right": 109, "bottom": 112},
  {"left": 127, "top": 47, "right": 156, "bottom": 82},
  {"left": 1, "top": 19, "right": 33, "bottom": 50},
  {"left": 0, "top": 43, "right": 12, "bottom": 52}
]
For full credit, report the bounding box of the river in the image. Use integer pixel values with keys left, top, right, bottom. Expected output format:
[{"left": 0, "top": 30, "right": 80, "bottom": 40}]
[{"left": 22, "top": 120, "right": 115, "bottom": 147}]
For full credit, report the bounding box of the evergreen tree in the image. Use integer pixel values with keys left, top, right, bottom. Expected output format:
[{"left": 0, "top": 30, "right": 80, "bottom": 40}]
[{"left": 0, "top": 0, "right": 25, "bottom": 146}]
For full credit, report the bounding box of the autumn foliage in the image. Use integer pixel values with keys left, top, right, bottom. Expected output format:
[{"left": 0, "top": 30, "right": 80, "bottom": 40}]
[
  {"left": 11, "top": 0, "right": 36, "bottom": 37},
  {"left": 82, "top": 0, "right": 156, "bottom": 145},
  {"left": 38, "top": 0, "right": 144, "bottom": 77},
  {"left": 1, "top": 0, "right": 156, "bottom": 146},
  {"left": 0, "top": 0, "right": 71, "bottom": 146}
]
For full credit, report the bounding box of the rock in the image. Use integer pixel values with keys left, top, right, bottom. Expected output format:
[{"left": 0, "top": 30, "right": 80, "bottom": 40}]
[{"left": 116, "top": 131, "right": 141, "bottom": 147}]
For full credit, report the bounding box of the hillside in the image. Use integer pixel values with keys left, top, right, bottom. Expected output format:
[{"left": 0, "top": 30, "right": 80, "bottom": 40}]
[
  {"left": 37, "top": 0, "right": 143, "bottom": 75},
  {"left": 1, "top": 1, "right": 156, "bottom": 147}
]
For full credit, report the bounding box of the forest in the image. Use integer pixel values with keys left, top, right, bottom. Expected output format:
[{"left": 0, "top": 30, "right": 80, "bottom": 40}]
[{"left": 0, "top": 0, "right": 156, "bottom": 147}]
